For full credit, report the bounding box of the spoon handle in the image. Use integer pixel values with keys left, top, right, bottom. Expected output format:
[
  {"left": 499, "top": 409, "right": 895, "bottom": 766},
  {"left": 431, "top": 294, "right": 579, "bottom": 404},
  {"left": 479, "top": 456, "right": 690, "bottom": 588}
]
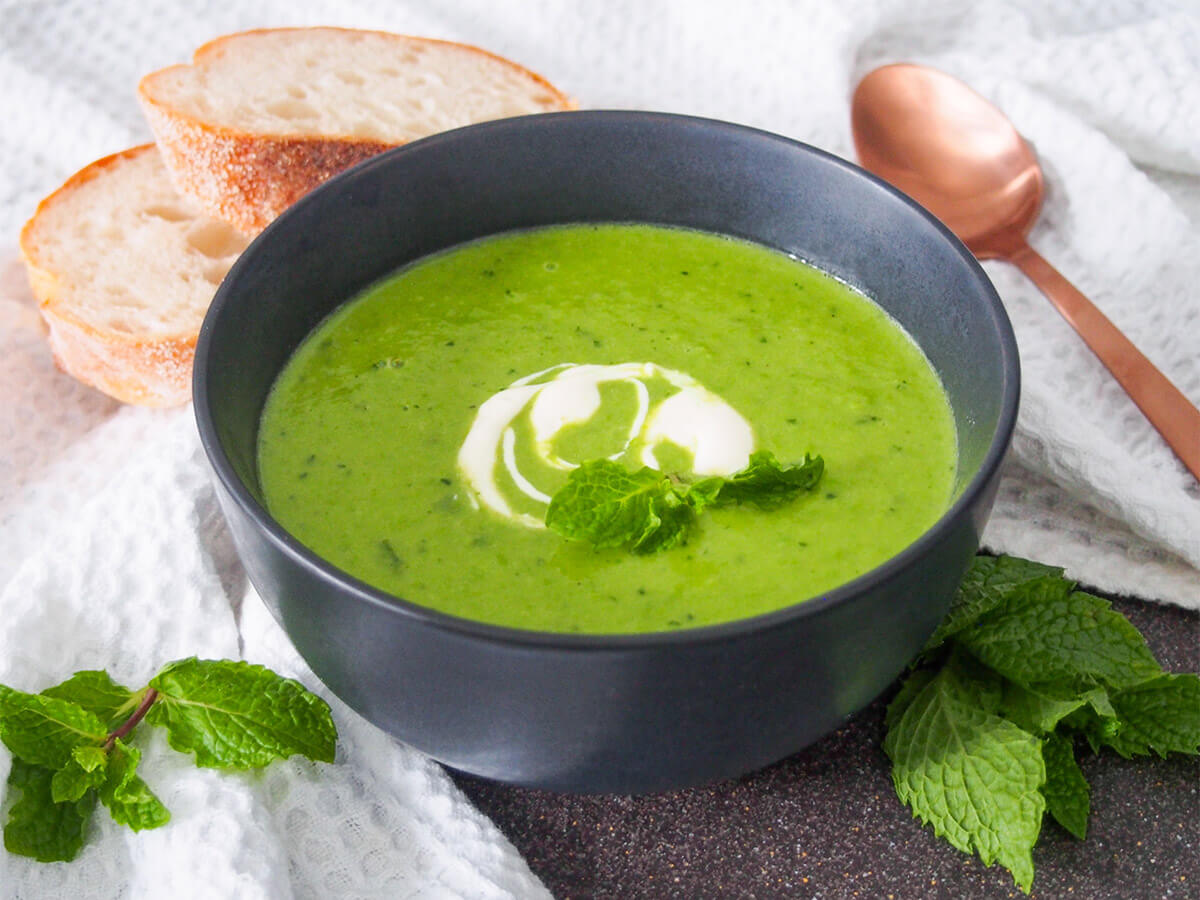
[{"left": 1008, "top": 241, "right": 1200, "bottom": 481}]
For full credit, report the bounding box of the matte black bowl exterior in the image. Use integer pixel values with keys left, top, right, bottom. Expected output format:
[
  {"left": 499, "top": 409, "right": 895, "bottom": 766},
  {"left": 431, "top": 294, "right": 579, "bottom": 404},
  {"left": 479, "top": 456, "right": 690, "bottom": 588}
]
[{"left": 195, "top": 111, "right": 1018, "bottom": 794}]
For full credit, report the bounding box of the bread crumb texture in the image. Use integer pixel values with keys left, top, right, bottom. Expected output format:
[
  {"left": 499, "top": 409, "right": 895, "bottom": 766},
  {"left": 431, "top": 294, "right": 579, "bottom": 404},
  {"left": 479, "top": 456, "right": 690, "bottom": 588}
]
[{"left": 19, "top": 145, "right": 248, "bottom": 406}]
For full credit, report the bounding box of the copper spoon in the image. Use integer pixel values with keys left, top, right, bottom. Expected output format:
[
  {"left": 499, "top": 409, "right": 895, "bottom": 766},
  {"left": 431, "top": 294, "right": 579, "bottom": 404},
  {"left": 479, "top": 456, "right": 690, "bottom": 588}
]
[{"left": 851, "top": 63, "right": 1200, "bottom": 481}]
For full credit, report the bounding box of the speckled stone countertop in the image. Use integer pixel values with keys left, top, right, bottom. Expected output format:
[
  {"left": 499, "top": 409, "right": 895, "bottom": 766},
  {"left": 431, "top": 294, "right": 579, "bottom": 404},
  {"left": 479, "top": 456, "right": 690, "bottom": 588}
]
[{"left": 453, "top": 596, "right": 1199, "bottom": 899}]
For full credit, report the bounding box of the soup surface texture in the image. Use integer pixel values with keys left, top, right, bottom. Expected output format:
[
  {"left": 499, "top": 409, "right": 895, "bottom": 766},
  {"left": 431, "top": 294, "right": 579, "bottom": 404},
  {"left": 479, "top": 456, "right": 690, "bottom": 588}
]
[{"left": 258, "top": 224, "right": 956, "bottom": 633}]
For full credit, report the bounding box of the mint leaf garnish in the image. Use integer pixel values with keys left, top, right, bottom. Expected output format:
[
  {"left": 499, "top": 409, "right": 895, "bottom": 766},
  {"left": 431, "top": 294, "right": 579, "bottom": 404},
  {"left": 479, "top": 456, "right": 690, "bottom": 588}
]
[
  {"left": 955, "top": 578, "right": 1162, "bottom": 690},
  {"left": 887, "top": 553, "right": 1200, "bottom": 893},
  {"left": 96, "top": 741, "right": 170, "bottom": 832},
  {"left": 922, "top": 556, "right": 1065, "bottom": 655},
  {"left": 1041, "top": 733, "right": 1089, "bottom": 840},
  {"left": 544, "top": 450, "right": 823, "bottom": 553},
  {"left": 545, "top": 461, "right": 694, "bottom": 553},
  {"left": 50, "top": 746, "right": 109, "bottom": 803},
  {"left": 1104, "top": 673, "right": 1200, "bottom": 758},
  {"left": 41, "top": 671, "right": 138, "bottom": 731},
  {"left": 627, "top": 497, "right": 694, "bottom": 554},
  {"left": 884, "top": 669, "right": 935, "bottom": 732},
  {"left": 3, "top": 759, "right": 95, "bottom": 863},
  {"left": 2, "top": 657, "right": 336, "bottom": 863},
  {"left": 680, "top": 474, "right": 725, "bottom": 514},
  {"left": 0, "top": 686, "right": 107, "bottom": 769},
  {"left": 999, "top": 682, "right": 1114, "bottom": 736},
  {"left": 883, "top": 661, "right": 1045, "bottom": 893},
  {"left": 148, "top": 658, "right": 337, "bottom": 769},
  {"left": 709, "top": 450, "right": 823, "bottom": 509},
  {"left": 1060, "top": 703, "right": 1124, "bottom": 756}
]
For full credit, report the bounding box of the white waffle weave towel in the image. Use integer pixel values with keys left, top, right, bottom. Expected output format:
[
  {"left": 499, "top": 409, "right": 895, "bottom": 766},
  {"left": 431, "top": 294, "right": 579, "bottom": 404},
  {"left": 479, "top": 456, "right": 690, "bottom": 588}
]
[{"left": 1, "top": 1, "right": 1196, "bottom": 897}]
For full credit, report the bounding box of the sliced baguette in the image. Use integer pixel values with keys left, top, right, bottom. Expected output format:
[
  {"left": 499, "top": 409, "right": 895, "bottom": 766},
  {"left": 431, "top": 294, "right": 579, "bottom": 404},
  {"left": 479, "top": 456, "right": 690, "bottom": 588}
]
[
  {"left": 19, "top": 145, "right": 249, "bottom": 407},
  {"left": 139, "top": 27, "right": 576, "bottom": 234}
]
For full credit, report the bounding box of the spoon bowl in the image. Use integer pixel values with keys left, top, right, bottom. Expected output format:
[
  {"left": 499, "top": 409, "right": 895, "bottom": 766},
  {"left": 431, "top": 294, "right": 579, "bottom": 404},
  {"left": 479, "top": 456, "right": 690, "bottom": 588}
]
[
  {"left": 851, "top": 63, "right": 1200, "bottom": 479},
  {"left": 852, "top": 64, "right": 1043, "bottom": 257}
]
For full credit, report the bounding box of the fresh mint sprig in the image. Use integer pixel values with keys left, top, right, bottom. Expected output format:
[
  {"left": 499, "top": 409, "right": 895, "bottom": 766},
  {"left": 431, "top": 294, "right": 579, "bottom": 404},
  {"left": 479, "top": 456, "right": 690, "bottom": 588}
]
[
  {"left": 885, "top": 555, "right": 1200, "bottom": 893},
  {"left": 1, "top": 658, "right": 337, "bottom": 862},
  {"left": 544, "top": 450, "right": 823, "bottom": 553}
]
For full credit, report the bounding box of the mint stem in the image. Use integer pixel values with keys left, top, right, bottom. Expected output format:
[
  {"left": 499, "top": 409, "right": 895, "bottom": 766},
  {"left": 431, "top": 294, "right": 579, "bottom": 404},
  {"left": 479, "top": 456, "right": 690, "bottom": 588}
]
[{"left": 104, "top": 688, "right": 158, "bottom": 751}]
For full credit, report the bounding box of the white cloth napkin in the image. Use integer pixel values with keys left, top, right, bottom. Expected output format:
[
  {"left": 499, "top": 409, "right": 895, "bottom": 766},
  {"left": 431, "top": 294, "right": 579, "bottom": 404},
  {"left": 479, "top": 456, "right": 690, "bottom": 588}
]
[{"left": 1, "top": 0, "right": 1197, "bottom": 897}]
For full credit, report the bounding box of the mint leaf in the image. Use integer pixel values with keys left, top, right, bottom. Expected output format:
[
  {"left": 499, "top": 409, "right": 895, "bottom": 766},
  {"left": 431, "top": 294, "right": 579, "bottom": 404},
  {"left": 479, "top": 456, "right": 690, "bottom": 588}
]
[
  {"left": 3, "top": 659, "right": 337, "bottom": 863},
  {"left": 1041, "top": 733, "right": 1089, "bottom": 840},
  {"left": 1103, "top": 674, "right": 1200, "bottom": 758},
  {"left": 682, "top": 475, "right": 725, "bottom": 514},
  {"left": 1060, "top": 704, "right": 1123, "bottom": 756},
  {"left": 1000, "top": 682, "right": 1114, "bottom": 736},
  {"left": 885, "top": 670, "right": 935, "bottom": 732},
  {"left": 710, "top": 450, "right": 823, "bottom": 509},
  {"left": 889, "top": 552, "right": 1200, "bottom": 892},
  {"left": 922, "top": 555, "right": 1065, "bottom": 655},
  {"left": 944, "top": 648, "right": 1007, "bottom": 713},
  {"left": 50, "top": 746, "right": 109, "bottom": 803},
  {"left": 544, "top": 452, "right": 823, "bottom": 553},
  {"left": 1077, "top": 685, "right": 1116, "bottom": 719},
  {"left": 884, "top": 663, "right": 1045, "bottom": 894},
  {"left": 41, "top": 672, "right": 138, "bottom": 731},
  {"left": 628, "top": 495, "right": 694, "bottom": 553},
  {"left": 545, "top": 460, "right": 695, "bottom": 553},
  {"left": 96, "top": 741, "right": 169, "bottom": 832},
  {"left": 0, "top": 686, "right": 107, "bottom": 769},
  {"left": 4, "top": 759, "right": 95, "bottom": 862},
  {"left": 148, "top": 658, "right": 337, "bottom": 769},
  {"left": 955, "top": 579, "right": 1162, "bottom": 691}
]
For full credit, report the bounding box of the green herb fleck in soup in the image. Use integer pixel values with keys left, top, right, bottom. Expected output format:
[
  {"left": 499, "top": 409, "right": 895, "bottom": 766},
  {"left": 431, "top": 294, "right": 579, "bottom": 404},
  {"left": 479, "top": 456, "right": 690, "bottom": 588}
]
[{"left": 257, "top": 224, "right": 957, "bottom": 633}]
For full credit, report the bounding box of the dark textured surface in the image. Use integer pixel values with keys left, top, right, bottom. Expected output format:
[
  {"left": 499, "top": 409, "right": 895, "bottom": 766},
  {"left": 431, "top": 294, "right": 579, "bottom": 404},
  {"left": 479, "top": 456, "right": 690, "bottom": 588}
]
[{"left": 453, "top": 595, "right": 1199, "bottom": 898}]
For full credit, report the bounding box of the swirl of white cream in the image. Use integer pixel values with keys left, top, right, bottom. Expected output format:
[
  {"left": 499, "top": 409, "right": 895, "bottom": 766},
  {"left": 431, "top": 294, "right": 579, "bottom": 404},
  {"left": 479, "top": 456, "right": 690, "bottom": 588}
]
[{"left": 457, "top": 362, "right": 755, "bottom": 527}]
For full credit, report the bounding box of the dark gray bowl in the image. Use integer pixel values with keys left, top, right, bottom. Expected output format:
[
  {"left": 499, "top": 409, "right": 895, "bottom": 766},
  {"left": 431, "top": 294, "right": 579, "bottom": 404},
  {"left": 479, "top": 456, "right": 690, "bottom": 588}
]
[{"left": 194, "top": 111, "right": 1018, "bottom": 794}]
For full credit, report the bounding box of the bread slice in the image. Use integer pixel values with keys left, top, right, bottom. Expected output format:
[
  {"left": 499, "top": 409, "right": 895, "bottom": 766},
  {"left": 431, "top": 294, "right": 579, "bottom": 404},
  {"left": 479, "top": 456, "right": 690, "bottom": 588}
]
[
  {"left": 139, "top": 27, "right": 576, "bottom": 234},
  {"left": 19, "top": 145, "right": 249, "bottom": 407}
]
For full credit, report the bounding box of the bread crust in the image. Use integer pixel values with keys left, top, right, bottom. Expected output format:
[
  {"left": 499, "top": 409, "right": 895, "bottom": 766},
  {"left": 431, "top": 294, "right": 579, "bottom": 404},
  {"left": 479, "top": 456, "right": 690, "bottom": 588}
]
[
  {"left": 19, "top": 145, "right": 204, "bottom": 407},
  {"left": 140, "top": 101, "right": 392, "bottom": 234},
  {"left": 139, "top": 28, "right": 576, "bottom": 234},
  {"left": 37, "top": 302, "right": 195, "bottom": 407}
]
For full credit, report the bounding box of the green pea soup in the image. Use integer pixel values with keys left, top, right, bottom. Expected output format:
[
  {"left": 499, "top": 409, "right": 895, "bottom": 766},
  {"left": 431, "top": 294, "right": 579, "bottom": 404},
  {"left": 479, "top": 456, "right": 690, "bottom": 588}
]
[{"left": 257, "top": 224, "right": 957, "bottom": 633}]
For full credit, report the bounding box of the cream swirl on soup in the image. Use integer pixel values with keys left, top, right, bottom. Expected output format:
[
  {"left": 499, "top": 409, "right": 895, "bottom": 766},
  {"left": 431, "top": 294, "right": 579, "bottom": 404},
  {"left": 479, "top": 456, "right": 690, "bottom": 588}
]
[{"left": 457, "top": 362, "right": 755, "bottom": 527}]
